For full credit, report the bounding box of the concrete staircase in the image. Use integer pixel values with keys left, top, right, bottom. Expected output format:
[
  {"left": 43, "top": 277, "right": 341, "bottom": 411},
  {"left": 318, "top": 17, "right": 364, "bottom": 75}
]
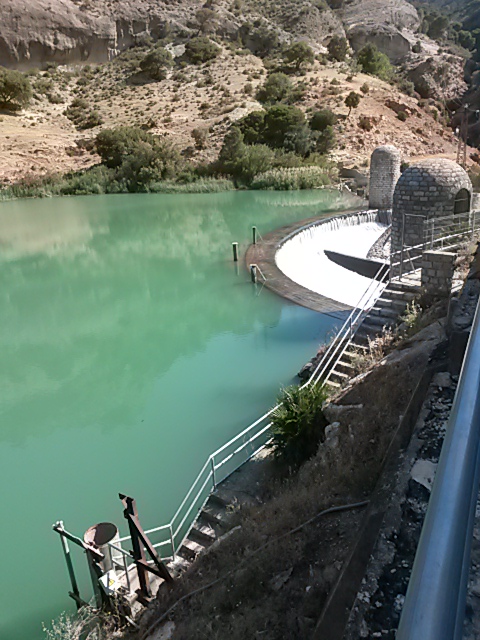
[
  {"left": 325, "top": 280, "right": 420, "bottom": 390},
  {"left": 166, "top": 493, "right": 232, "bottom": 578}
]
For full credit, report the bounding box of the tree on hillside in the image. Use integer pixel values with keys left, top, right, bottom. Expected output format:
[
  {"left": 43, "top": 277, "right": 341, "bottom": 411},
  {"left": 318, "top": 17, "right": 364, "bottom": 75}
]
[
  {"left": 185, "top": 37, "right": 220, "bottom": 64},
  {"left": 262, "top": 104, "right": 306, "bottom": 147},
  {"left": 345, "top": 91, "right": 360, "bottom": 116},
  {"left": 327, "top": 35, "right": 348, "bottom": 62},
  {"left": 310, "top": 108, "right": 337, "bottom": 131},
  {"left": 95, "top": 126, "right": 182, "bottom": 190},
  {"left": 282, "top": 41, "right": 315, "bottom": 71},
  {"left": 427, "top": 15, "right": 449, "bottom": 40},
  {"left": 356, "top": 44, "right": 393, "bottom": 81},
  {"left": 196, "top": 8, "right": 217, "bottom": 35},
  {"left": 0, "top": 67, "right": 32, "bottom": 111},
  {"left": 140, "top": 47, "right": 173, "bottom": 81},
  {"left": 256, "top": 73, "right": 294, "bottom": 105}
]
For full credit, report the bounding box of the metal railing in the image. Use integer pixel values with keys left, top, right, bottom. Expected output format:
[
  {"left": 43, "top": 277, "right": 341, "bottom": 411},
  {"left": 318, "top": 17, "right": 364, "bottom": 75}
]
[
  {"left": 424, "top": 209, "right": 480, "bottom": 252},
  {"left": 397, "top": 295, "right": 480, "bottom": 640},
  {"left": 109, "top": 211, "right": 480, "bottom": 587},
  {"left": 114, "top": 257, "right": 404, "bottom": 569}
]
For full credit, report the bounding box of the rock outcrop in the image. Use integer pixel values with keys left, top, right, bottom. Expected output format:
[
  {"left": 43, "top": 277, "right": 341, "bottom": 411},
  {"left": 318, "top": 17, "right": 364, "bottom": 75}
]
[
  {"left": 0, "top": 0, "right": 193, "bottom": 69},
  {"left": 342, "top": 0, "right": 420, "bottom": 61}
]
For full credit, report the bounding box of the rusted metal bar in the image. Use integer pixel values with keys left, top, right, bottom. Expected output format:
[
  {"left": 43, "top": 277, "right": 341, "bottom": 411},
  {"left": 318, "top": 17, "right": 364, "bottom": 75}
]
[
  {"left": 120, "top": 494, "right": 151, "bottom": 599},
  {"left": 52, "top": 522, "right": 104, "bottom": 561},
  {"left": 120, "top": 497, "right": 173, "bottom": 584}
]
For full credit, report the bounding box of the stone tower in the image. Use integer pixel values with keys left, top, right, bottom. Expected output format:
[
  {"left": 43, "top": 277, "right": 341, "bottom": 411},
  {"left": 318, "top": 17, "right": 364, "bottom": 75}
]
[
  {"left": 369, "top": 145, "right": 402, "bottom": 211},
  {"left": 391, "top": 158, "right": 472, "bottom": 276}
]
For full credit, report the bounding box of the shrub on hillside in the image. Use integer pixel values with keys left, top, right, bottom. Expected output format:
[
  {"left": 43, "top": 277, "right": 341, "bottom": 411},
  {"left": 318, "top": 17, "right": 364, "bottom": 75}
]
[
  {"left": 268, "top": 384, "right": 329, "bottom": 466},
  {"left": 185, "top": 37, "right": 220, "bottom": 64},
  {"left": 0, "top": 67, "right": 32, "bottom": 111},
  {"left": 251, "top": 166, "right": 331, "bottom": 190},
  {"left": 327, "top": 35, "right": 348, "bottom": 62},
  {"left": 356, "top": 44, "right": 393, "bottom": 81},
  {"left": 282, "top": 41, "right": 315, "bottom": 71},
  {"left": 95, "top": 126, "right": 182, "bottom": 190},
  {"left": 139, "top": 47, "right": 173, "bottom": 81},
  {"left": 65, "top": 97, "right": 103, "bottom": 130},
  {"left": 262, "top": 104, "right": 306, "bottom": 148},
  {"left": 345, "top": 91, "right": 361, "bottom": 115},
  {"left": 256, "top": 72, "right": 294, "bottom": 105},
  {"left": 237, "top": 110, "right": 266, "bottom": 144},
  {"left": 310, "top": 108, "right": 337, "bottom": 131}
]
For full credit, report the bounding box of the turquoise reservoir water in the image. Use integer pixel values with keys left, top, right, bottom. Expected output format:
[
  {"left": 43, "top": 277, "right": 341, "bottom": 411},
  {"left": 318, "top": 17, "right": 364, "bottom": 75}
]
[{"left": 0, "top": 190, "right": 359, "bottom": 639}]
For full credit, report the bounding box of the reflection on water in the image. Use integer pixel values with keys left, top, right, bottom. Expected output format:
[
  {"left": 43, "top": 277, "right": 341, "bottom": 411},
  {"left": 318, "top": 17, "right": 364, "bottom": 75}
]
[{"left": 0, "top": 190, "right": 360, "bottom": 639}]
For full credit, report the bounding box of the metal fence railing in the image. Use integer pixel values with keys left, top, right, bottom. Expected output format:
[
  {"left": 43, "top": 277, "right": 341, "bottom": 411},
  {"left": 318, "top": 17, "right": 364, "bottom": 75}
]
[
  {"left": 397, "top": 295, "right": 480, "bottom": 640},
  {"left": 64, "top": 209, "right": 480, "bottom": 597}
]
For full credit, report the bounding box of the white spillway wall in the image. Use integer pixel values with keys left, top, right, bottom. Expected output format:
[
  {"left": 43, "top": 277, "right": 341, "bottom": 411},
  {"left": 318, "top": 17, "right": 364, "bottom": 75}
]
[{"left": 276, "top": 211, "right": 388, "bottom": 309}]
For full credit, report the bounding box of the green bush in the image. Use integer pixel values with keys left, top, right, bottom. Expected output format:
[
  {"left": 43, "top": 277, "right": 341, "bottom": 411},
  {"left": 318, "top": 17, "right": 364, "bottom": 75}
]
[
  {"left": 185, "top": 37, "right": 220, "bottom": 64},
  {"left": 140, "top": 47, "right": 173, "bottom": 80},
  {"left": 251, "top": 166, "right": 331, "bottom": 190},
  {"left": 64, "top": 97, "right": 103, "bottom": 130},
  {"left": 310, "top": 108, "right": 337, "bottom": 131},
  {"left": 345, "top": 91, "right": 361, "bottom": 115},
  {"left": 255, "top": 72, "right": 294, "bottom": 105},
  {"left": 358, "top": 116, "right": 373, "bottom": 131},
  {"left": 282, "top": 41, "right": 315, "bottom": 71},
  {"left": 356, "top": 44, "right": 393, "bottom": 81},
  {"left": 150, "top": 177, "right": 235, "bottom": 193},
  {"left": 268, "top": 384, "right": 329, "bottom": 466},
  {"left": 95, "top": 126, "right": 182, "bottom": 190},
  {"left": 312, "top": 125, "right": 336, "bottom": 153},
  {"left": 262, "top": 104, "right": 306, "bottom": 148},
  {"left": 0, "top": 67, "right": 32, "bottom": 110},
  {"left": 237, "top": 110, "right": 266, "bottom": 144},
  {"left": 327, "top": 35, "right": 348, "bottom": 62}
]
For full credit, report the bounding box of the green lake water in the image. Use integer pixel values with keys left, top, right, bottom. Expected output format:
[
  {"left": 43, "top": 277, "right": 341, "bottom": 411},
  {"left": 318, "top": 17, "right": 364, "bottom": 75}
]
[{"left": 0, "top": 189, "right": 360, "bottom": 639}]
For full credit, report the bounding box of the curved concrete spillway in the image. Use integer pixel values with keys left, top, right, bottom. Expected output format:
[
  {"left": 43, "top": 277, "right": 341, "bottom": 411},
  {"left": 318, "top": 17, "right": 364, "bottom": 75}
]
[{"left": 276, "top": 211, "right": 389, "bottom": 309}]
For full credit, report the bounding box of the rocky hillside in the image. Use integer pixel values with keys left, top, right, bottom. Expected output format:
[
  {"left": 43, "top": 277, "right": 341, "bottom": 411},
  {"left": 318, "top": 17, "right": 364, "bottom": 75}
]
[
  {"left": 0, "top": 0, "right": 432, "bottom": 69},
  {"left": 0, "top": 0, "right": 475, "bottom": 185}
]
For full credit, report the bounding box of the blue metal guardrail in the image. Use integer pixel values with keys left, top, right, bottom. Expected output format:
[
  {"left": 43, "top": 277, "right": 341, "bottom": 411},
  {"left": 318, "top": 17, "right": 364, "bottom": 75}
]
[{"left": 397, "top": 295, "right": 480, "bottom": 639}]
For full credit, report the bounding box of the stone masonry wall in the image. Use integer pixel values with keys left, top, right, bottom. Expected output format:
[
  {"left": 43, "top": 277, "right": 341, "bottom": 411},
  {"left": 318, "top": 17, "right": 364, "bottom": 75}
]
[
  {"left": 421, "top": 250, "right": 455, "bottom": 296},
  {"left": 369, "top": 145, "right": 401, "bottom": 210},
  {"left": 391, "top": 159, "right": 472, "bottom": 278}
]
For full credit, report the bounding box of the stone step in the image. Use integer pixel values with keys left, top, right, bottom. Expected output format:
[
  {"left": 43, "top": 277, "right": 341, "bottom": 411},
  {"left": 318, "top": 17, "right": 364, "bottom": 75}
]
[
  {"left": 188, "top": 523, "right": 216, "bottom": 546},
  {"left": 369, "top": 306, "right": 401, "bottom": 320},
  {"left": 343, "top": 345, "right": 367, "bottom": 358},
  {"left": 363, "top": 315, "right": 392, "bottom": 328},
  {"left": 167, "top": 556, "right": 191, "bottom": 578},
  {"left": 336, "top": 359, "right": 355, "bottom": 374},
  {"left": 376, "top": 297, "right": 408, "bottom": 312},
  {"left": 382, "top": 288, "right": 417, "bottom": 301},
  {"left": 385, "top": 280, "right": 421, "bottom": 293},
  {"left": 200, "top": 503, "right": 226, "bottom": 528},
  {"left": 325, "top": 379, "right": 341, "bottom": 389},
  {"left": 178, "top": 539, "right": 205, "bottom": 563},
  {"left": 329, "top": 370, "right": 350, "bottom": 384}
]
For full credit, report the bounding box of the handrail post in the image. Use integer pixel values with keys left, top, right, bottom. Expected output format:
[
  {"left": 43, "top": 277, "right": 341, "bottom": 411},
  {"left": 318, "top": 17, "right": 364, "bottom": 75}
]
[
  {"left": 55, "top": 520, "right": 82, "bottom": 610},
  {"left": 211, "top": 456, "right": 216, "bottom": 490},
  {"left": 169, "top": 524, "right": 175, "bottom": 560}
]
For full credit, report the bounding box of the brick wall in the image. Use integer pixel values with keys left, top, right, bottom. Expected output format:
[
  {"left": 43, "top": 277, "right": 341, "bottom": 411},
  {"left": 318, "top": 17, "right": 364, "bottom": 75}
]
[{"left": 421, "top": 250, "right": 455, "bottom": 296}]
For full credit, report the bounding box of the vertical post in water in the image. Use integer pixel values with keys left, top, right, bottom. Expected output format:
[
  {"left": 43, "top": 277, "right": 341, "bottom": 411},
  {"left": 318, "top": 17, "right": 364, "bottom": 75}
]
[
  {"left": 232, "top": 242, "right": 238, "bottom": 262},
  {"left": 250, "top": 264, "right": 257, "bottom": 284},
  {"left": 252, "top": 226, "right": 257, "bottom": 245},
  {"left": 56, "top": 521, "right": 82, "bottom": 610}
]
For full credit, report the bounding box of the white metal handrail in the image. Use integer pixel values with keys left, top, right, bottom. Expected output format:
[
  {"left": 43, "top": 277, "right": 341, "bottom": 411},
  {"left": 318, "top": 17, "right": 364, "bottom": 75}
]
[{"left": 112, "top": 212, "right": 480, "bottom": 571}]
